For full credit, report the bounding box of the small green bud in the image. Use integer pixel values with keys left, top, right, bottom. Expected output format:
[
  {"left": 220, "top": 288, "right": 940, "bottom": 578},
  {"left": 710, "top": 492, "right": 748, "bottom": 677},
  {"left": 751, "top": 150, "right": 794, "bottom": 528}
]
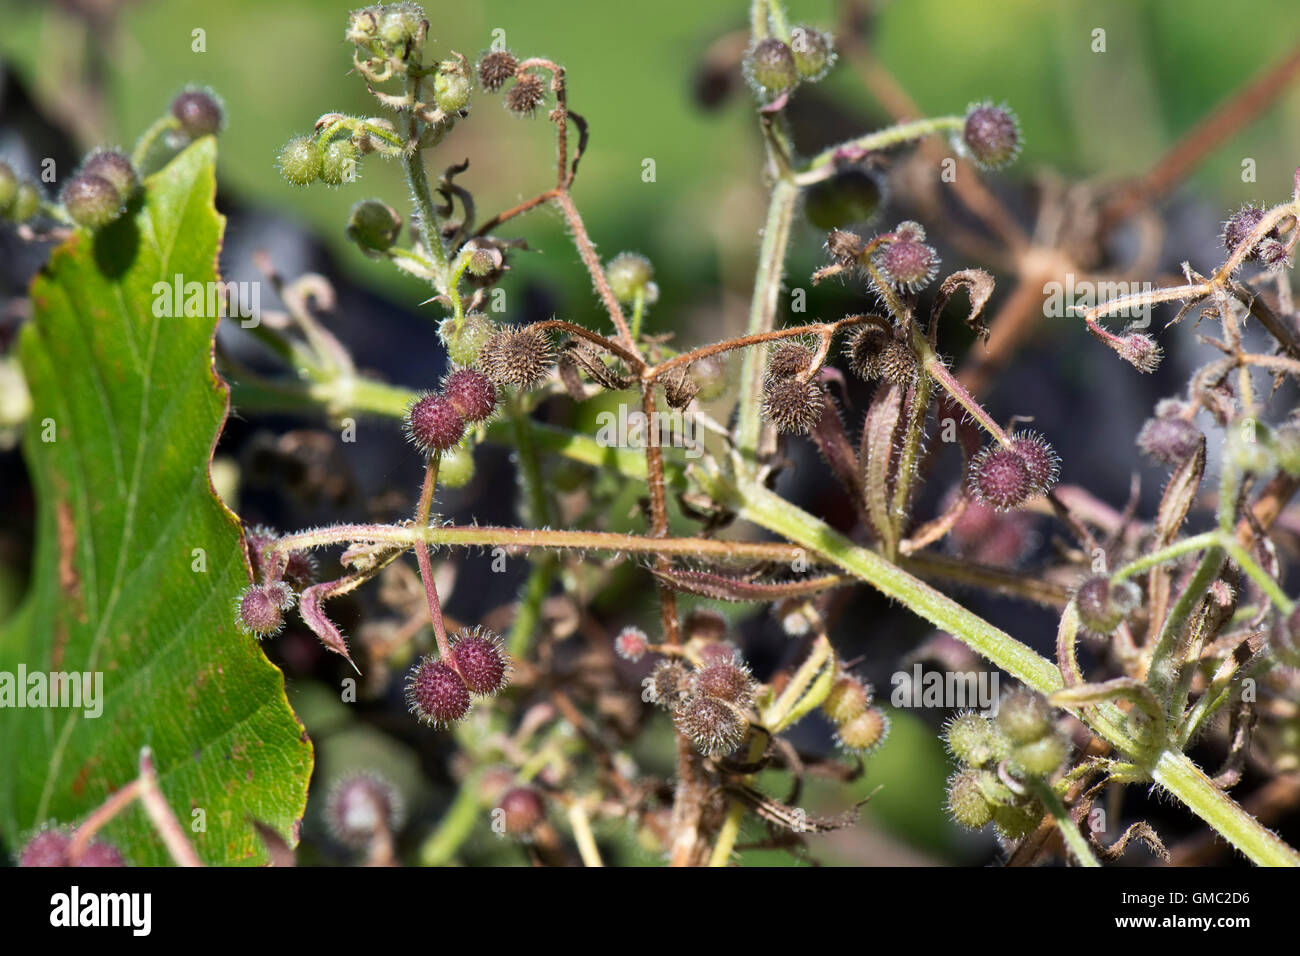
[
  {"left": 171, "top": 87, "right": 224, "bottom": 138},
  {"left": 439, "top": 312, "right": 496, "bottom": 366},
  {"left": 81, "top": 150, "right": 138, "bottom": 201},
  {"left": 320, "top": 140, "right": 361, "bottom": 186},
  {"left": 0, "top": 162, "right": 17, "bottom": 214},
  {"left": 278, "top": 137, "right": 322, "bottom": 186},
  {"left": 992, "top": 800, "right": 1043, "bottom": 841},
  {"left": 835, "top": 706, "right": 888, "bottom": 752},
  {"left": 789, "top": 26, "right": 835, "bottom": 81},
  {"left": 439, "top": 443, "right": 476, "bottom": 488},
  {"left": 744, "top": 37, "right": 798, "bottom": 99},
  {"left": 9, "top": 181, "right": 41, "bottom": 223},
  {"left": 434, "top": 66, "right": 472, "bottom": 113},
  {"left": 1009, "top": 733, "right": 1069, "bottom": 778},
  {"left": 379, "top": 3, "right": 422, "bottom": 48},
  {"left": 947, "top": 769, "right": 994, "bottom": 829},
  {"left": 943, "top": 712, "right": 1007, "bottom": 768},
  {"left": 346, "top": 199, "right": 402, "bottom": 254},
  {"left": 605, "top": 252, "right": 654, "bottom": 303},
  {"left": 995, "top": 688, "right": 1052, "bottom": 745},
  {"left": 62, "top": 174, "right": 123, "bottom": 229}
]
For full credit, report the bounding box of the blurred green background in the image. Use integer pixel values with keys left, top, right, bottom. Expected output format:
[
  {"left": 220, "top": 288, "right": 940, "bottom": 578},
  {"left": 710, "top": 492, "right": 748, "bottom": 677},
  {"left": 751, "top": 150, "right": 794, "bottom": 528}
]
[{"left": 4, "top": 0, "right": 1300, "bottom": 865}]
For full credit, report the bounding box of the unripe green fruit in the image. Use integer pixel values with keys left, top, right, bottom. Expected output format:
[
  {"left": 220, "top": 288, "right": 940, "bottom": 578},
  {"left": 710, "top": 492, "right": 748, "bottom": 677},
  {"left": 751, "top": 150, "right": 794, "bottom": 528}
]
[
  {"left": 379, "top": 5, "right": 422, "bottom": 47},
  {"left": 10, "top": 182, "right": 40, "bottom": 223},
  {"left": 943, "top": 712, "right": 1007, "bottom": 768},
  {"left": 279, "top": 137, "right": 322, "bottom": 186},
  {"left": 62, "top": 174, "right": 123, "bottom": 229},
  {"left": 0, "top": 162, "right": 17, "bottom": 214},
  {"left": 435, "top": 70, "right": 472, "bottom": 113},
  {"left": 744, "top": 37, "right": 797, "bottom": 98},
  {"left": 1009, "top": 733, "right": 1069, "bottom": 777},
  {"left": 947, "top": 770, "right": 993, "bottom": 829},
  {"left": 790, "top": 26, "right": 834, "bottom": 81},
  {"left": 347, "top": 199, "right": 402, "bottom": 254},
  {"left": 992, "top": 800, "right": 1043, "bottom": 841},
  {"left": 439, "top": 313, "right": 496, "bottom": 366},
  {"left": 996, "top": 688, "right": 1052, "bottom": 745},
  {"left": 81, "top": 150, "right": 138, "bottom": 201},
  {"left": 605, "top": 252, "right": 654, "bottom": 303},
  {"left": 690, "top": 354, "right": 730, "bottom": 402},
  {"left": 320, "top": 140, "right": 361, "bottom": 186},
  {"left": 804, "top": 167, "right": 883, "bottom": 229},
  {"left": 823, "top": 675, "right": 869, "bottom": 724},
  {"left": 836, "top": 706, "right": 888, "bottom": 752}
]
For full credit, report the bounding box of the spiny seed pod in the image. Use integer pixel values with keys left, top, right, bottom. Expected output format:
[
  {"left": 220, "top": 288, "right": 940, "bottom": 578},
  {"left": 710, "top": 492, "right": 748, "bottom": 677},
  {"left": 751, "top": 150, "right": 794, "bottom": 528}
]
[
  {"left": 662, "top": 368, "right": 699, "bottom": 410},
  {"left": 615, "top": 626, "right": 649, "bottom": 662},
  {"left": 1259, "top": 238, "right": 1291, "bottom": 270},
  {"left": 0, "top": 161, "right": 16, "bottom": 213},
  {"left": 81, "top": 150, "right": 138, "bottom": 201},
  {"left": 744, "top": 37, "right": 798, "bottom": 99},
  {"left": 826, "top": 227, "right": 866, "bottom": 263},
  {"left": 1117, "top": 333, "right": 1162, "bottom": 373},
  {"left": 434, "top": 67, "right": 472, "bottom": 113},
  {"left": 439, "top": 444, "right": 475, "bottom": 488},
  {"left": 946, "top": 769, "right": 994, "bottom": 829},
  {"left": 806, "top": 170, "right": 884, "bottom": 230},
  {"left": 19, "top": 828, "right": 125, "bottom": 867},
  {"left": 171, "top": 87, "right": 224, "bottom": 138},
  {"left": 449, "top": 627, "right": 510, "bottom": 695},
  {"left": 405, "top": 656, "right": 472, "bottom": 726},
  {"left": 439, "top": 312, "right": 496, "bottom": 366},
  {"left": 697, "top": 641, "right": 740, "bottom": 666},
  {"left": 443, "top": 368, "right": 498, "bottom": 423},
  {"left": 877, "top": 341, "right": 917, "bottom": 386},
  {"left": 767, "top": 341, "right": 815, "bottom": 379},
  {"left": 1137, "top": 415, "right": 1201, "bottom": 466},
  {"left": 1009, "top": 733, "right": 1069, "bottom": 778},
  {"left": 61, "top": 174, "right": 123, "bottom": 229},
  {"left": 405, "top": 392, "right": 466, "bottom": 455},
  {"left": 504, "top": 72, "right": 547, "bottom": 117},
  {"left": 1074, "top": 575, "right": 1141, "bottom": 635},
  {"left": 960, "top": 102, "right": 1021, "bottom": 169},
  {"left": 995, "top": 688, "right": 1052, "bottom": 745},
  {"left": 674, "top": 696, "right": 748, "bottom": 756},
  {"left": 9, "top": 182, "right": 39, "bottom": 223},
  {"left": 278, "top": 136, "right": 322, "bottom": 186},
  {"left": 76, "top": 842, "right": 127, "bottom": 867},
  {"left": 498, "top": 786, "right": 545, "bottom": 837},
  {"left": 478, "top": 325, "right": 554, "bottom": 389},
  {"left": 477, "top": 50, "right": 519, "bottom": 92},
  {"left": 347, "top": 199, "right": 402, "bottom": 254},
  {"left": 872, "top": 231, "right": 940, "bottom": 292},
  {"left": 992, "top": 800, "right": 1042, "bottom": 841},
  {"left": 606, "top": 252, "right": 654, "bottom": 303},
  {"left": 695, "top": 661, "right": 755, "bottom": 708},
  {"left": 1009, "top": 431, "right": 1060, "bottom": 495},
  {"left": 326, "top": 773, "right": 402, "bottom": 847},
  {"left": 790, "top": 25, "right": 835, "bottom": 81},
  {"left": 320, "top": 139, "right": 360, "bottom": 186},
  {"left": 762, "top": 376, "right": 823, "bottom": 435},
  {"left": 1221, "top": 205, "right": 1277, "bottom": 262},
  {"left": 684, "top": 608, "right": 729, "bottom": 644},
  {"left": 646, "top": 660, "right": 691, "bottom": 708},
  {"left": 836, "top": 706, "right": 889, "bottom": 752},
  {"left": 236, "top": 583, "right": 294, "bottom": 638},
  {"left": 823, "top": 675, "right": 870, "bottom": 725},
  {"left": 969, "top": 443, "right": 1034, "bottom": 511},
  {"left": 943, "top": 712, "right": 1007, "bottom": 768},
  {"left": 845, "top": 324, "right": 890, "bottom": 379}
]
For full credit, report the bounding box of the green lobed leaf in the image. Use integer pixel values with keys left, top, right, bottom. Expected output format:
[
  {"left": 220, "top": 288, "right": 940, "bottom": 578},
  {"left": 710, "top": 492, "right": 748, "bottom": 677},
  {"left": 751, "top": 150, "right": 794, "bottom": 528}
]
[{"left": 0, "top": 137, "right": 313, "bottom": 865}]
